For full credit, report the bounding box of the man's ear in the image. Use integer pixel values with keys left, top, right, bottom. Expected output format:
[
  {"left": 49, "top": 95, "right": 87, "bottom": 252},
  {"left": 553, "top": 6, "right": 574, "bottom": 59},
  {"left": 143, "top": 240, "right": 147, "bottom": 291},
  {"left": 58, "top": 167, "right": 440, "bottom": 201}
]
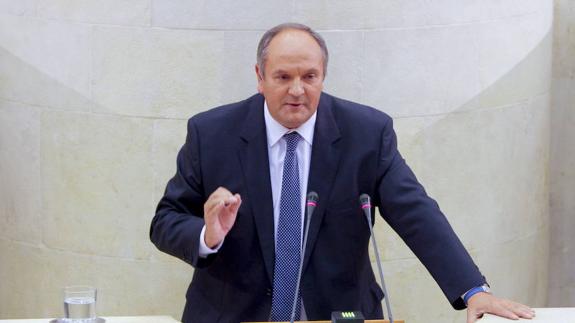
[{"left": 255, "top": 64, "right": 264, "bottom": 94}]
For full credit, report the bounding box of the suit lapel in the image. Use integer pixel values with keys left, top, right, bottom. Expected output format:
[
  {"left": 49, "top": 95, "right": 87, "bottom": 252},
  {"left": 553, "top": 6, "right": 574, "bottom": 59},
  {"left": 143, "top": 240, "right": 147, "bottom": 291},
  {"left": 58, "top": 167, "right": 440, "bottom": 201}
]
[
  {"left": 303, "top": 94, "right": 342, "bottom": 272},
  {"left": 237, "top": 94, "right": 275, "bottom": 284},
  {"left": 237, "top": 93, "right": 343, "bottom": 284}
]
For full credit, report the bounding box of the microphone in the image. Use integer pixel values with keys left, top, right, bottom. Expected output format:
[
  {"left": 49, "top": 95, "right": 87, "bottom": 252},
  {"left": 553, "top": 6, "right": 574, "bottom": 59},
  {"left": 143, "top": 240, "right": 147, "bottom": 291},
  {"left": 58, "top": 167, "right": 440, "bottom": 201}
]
[
  {"left": 359, "top": 194, "right": 393, "bottom": 323},
  {"left": 290, "top": 191, "right": 319, "bottom": 323}
]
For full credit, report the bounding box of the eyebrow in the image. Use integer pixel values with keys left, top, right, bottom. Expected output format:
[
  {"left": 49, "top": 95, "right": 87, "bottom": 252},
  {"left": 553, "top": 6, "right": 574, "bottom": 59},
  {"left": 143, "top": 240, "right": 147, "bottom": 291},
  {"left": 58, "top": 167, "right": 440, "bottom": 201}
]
[{"left": 271, "top": 68, "right": 321, "bottom": 76}]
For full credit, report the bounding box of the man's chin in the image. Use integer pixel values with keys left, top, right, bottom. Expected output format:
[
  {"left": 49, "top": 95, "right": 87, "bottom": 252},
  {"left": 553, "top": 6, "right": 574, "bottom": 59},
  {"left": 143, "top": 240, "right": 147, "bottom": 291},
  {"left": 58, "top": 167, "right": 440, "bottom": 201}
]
[{"left": 281, "top": 115, "right": 313, "bottom": 129}]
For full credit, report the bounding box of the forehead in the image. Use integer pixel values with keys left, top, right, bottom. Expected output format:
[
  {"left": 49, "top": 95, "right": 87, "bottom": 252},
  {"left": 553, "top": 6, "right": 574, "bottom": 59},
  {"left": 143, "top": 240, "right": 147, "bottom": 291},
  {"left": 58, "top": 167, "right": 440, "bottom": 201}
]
[{"left": 265, "top": 30, "right": 323, "bottom": 69}]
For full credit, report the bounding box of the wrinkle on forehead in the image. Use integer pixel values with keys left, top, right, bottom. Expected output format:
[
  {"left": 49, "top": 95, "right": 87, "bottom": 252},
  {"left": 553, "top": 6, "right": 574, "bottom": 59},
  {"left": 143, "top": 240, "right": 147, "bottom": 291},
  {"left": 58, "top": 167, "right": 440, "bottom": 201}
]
[{"left": 265, "top": 29, "right": 324, "bottom": 75}]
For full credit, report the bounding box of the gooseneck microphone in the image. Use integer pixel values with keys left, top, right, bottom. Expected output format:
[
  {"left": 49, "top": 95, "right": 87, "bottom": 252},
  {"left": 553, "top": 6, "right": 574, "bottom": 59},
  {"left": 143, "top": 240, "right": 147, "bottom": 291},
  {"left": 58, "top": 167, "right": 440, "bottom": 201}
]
[
  {"left": 290, "top": 191, "right": 319, "bottom": 323},
  {"left": 359, "top": 194, "right": 394, "bottom": 323}
]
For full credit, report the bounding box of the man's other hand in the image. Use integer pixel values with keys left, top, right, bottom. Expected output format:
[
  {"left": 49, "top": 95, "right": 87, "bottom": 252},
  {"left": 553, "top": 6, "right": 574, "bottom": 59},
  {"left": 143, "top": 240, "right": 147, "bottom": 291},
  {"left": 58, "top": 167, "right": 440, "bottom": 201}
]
[
  {"left": 467, "top": 292, "right": 535, "bottom": 323},
  {"left": 204, "top": 187, "right": 242, "bottom": 248}
]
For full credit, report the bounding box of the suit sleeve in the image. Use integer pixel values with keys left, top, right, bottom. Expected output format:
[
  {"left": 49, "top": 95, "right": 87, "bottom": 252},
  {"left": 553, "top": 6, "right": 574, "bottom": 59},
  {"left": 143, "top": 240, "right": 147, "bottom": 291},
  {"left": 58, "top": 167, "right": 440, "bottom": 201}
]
[
  {"left": 375, "top": 117, "right": 486, "bottom": 310},
  {"left": 150, "top": 118, "right": 216, "bottom": 268}
]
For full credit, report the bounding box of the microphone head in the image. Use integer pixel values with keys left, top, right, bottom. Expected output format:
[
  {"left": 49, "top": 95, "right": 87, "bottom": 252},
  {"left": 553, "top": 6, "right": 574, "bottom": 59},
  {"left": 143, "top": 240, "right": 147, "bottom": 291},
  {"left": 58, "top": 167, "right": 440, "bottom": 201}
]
[
  {"left": 307, "top": 191, "right": 319, "bottom": 207},
  {"left": 359, "top": 194, "right": 371, "bottom": 208}
]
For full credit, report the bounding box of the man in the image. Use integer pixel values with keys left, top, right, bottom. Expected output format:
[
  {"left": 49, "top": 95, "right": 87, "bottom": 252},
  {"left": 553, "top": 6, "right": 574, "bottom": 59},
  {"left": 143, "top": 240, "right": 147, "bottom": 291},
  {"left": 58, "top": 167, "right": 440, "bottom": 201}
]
[{"left": 150, "top": 23, "right": 535, "bottom": 323}]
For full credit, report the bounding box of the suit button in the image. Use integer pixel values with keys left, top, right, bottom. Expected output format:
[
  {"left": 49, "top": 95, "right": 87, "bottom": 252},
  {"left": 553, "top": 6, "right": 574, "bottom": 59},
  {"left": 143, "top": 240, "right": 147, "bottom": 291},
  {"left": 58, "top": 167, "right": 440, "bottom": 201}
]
[{"left": 266, "top": 288, "right": 272, "bottom": 296}]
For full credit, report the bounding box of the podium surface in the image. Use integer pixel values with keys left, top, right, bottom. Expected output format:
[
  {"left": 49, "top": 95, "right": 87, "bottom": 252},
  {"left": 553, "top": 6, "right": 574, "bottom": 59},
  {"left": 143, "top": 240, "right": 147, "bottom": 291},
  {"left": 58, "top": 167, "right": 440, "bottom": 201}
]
[
  {"left": 3, "top": 309, "right": 574, "bottom": 323},
  {"left": 481, "top": 307, "right": 575, "bottom": 322},
  {"left": 0, "top": 316, "right": 179, "bottom": 323},
  {"left": 247, "top": 308, "right": 575, "bottom": 323},
  {"left": 247, "top": 321, "right": 401, "bottom": 323}
]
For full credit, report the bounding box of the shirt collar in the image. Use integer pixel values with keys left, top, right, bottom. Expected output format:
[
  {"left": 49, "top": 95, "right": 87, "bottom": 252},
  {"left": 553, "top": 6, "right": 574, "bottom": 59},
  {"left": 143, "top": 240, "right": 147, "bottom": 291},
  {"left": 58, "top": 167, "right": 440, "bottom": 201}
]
[{"left": 264, "top": 101, "right": 317, "bottom": 148}]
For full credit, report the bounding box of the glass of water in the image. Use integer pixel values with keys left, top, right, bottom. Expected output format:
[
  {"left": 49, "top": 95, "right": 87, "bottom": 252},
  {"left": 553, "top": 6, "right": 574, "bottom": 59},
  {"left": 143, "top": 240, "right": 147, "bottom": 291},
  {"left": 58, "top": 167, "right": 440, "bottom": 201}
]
[{"left": 63, "top": 286, "right": 97, "bottom": 322}]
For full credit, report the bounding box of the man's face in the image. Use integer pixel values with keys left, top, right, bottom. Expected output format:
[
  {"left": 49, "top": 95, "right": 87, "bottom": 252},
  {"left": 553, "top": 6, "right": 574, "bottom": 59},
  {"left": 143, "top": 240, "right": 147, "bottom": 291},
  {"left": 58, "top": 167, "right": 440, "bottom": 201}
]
[{"left": 256, "top": 29, "right": 324, "bottom": 129}]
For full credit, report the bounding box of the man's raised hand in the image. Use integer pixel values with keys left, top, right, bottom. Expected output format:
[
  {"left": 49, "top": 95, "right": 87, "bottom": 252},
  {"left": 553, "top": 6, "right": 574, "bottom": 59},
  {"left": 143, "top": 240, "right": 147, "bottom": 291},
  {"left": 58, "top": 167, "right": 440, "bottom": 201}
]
[{"left": 204, "top": 187, "right": 242, "bottom": 248}]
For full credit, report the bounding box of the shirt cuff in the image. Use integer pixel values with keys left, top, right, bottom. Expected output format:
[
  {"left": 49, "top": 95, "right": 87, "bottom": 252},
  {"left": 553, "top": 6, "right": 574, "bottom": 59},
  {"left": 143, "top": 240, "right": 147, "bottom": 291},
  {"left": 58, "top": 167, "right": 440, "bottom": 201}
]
[
  {"left": 462, "top": 284, "right": 491, "bottom": 305},
  {"left": 198, "top": 225, "right": 224, "bottom": 258}
]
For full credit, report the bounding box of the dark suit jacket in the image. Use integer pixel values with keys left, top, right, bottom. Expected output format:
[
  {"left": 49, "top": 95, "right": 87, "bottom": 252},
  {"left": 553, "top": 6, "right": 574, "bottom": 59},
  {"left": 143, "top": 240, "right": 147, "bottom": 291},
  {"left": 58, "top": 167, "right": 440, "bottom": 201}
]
[{"left": 150, "top": 93, "right": 486, "bottom": 323}]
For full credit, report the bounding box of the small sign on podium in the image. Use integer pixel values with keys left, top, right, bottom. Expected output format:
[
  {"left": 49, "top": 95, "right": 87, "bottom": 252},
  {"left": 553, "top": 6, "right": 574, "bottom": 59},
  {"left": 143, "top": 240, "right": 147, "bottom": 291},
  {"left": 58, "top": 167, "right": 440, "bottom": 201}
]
[{"left": 331, "top": 311, "right": 365, "bottom": 323}]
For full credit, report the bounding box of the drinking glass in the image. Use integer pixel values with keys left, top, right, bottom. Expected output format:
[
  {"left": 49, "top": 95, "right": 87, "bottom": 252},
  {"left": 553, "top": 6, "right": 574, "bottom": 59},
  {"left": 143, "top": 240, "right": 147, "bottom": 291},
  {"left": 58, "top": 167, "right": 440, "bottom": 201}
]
[{"left": 63, "top": 286, "right": 97, "bottom": 322}]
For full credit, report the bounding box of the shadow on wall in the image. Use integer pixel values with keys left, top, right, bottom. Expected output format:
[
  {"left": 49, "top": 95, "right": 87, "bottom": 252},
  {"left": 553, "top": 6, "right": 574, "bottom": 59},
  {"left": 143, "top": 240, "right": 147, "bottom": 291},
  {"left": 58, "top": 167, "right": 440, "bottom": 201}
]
[
  {"left": 375, "top": 31, "right": 551, "bottom": 323},
  {"left": 0, "top": 48, "right": 93, "bottom": 113},
  {"left": 0, "top": 43, "right": 190, "bottom": 319},
  {"left": 0, "top": 32, "right": 553, "bottom": 321}
]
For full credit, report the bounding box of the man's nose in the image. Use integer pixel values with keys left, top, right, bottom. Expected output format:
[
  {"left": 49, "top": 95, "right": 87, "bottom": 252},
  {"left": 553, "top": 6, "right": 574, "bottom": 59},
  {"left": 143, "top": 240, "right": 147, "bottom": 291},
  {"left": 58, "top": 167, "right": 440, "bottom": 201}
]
[{"left": 288, "top": 78, "right": 304, "bottom": 96}]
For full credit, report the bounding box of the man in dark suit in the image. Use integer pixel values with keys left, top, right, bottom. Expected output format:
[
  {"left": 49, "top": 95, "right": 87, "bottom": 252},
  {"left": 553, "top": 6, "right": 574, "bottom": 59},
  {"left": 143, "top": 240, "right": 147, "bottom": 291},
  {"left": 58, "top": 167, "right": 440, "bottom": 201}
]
[{"left": 150, "top": 23, "right": 535, "bottom": 323}]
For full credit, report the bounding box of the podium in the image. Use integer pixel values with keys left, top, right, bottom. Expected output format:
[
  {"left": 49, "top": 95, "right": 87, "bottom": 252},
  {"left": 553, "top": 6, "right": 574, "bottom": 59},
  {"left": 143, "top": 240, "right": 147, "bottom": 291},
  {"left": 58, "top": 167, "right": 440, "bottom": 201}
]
[
  {"left": 481, "top": 307, "right": 575, "bottom": 322},
  {"left": 0, "top": 316, "right": 179, "bottom": 323},
  {"left": 245, "top": 320, "right": 404, "bottom": 323}
]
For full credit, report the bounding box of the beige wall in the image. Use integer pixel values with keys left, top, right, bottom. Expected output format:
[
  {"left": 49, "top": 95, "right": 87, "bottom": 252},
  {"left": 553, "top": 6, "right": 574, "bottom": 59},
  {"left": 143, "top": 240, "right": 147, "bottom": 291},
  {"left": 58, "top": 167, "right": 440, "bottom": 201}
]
[
  {"left": 549, "top": 0, "right": 575, "bottom": 306},
  {"left": 0, "top": 1, "right": 554, "bottom": 322}
]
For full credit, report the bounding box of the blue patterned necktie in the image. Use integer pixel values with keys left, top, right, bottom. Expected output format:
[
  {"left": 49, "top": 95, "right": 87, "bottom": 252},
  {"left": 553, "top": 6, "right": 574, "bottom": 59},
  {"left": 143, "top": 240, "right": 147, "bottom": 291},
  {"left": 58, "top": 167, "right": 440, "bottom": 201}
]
[{"left": 271, "top": 132, "right": 302, "bottom": 321}]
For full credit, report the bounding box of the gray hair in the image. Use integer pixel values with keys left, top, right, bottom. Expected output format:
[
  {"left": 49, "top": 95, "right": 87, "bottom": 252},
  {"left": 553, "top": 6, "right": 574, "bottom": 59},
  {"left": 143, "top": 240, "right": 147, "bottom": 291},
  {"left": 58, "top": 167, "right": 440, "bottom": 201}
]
[{"left": 257, "top": 22, "right": 329, "bottom": 78}]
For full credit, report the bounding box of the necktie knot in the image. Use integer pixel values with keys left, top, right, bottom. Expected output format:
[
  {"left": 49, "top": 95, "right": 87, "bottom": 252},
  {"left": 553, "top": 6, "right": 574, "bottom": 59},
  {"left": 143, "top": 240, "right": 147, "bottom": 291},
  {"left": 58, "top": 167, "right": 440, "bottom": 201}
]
[{"left": 284, "top": 132, "right": 301, "bottom": 153}]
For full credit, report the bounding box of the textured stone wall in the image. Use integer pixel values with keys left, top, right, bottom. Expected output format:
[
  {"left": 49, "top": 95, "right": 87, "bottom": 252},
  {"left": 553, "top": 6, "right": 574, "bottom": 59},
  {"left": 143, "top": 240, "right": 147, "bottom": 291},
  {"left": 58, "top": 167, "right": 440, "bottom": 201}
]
[
  {"left": 0, "top": 1, "right": 553, "bottom": 321},
  {"left": 549, "top": 0, "right": 575, "bottom": 306}
]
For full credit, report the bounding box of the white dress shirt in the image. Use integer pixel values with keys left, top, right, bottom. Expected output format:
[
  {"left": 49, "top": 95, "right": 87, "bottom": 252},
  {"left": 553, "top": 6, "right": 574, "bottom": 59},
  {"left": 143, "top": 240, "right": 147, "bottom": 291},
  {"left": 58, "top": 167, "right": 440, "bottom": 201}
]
[{"left": 264, "top": 102, "right": 316, "bottom": 241}]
